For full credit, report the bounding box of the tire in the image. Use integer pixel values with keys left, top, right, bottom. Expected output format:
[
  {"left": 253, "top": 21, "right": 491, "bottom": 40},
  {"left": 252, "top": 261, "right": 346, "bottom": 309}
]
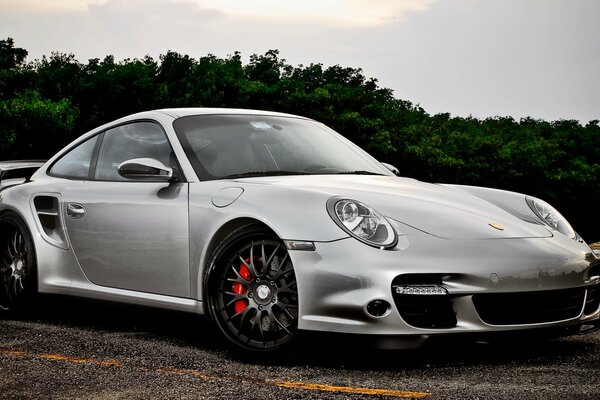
[
  {"left": 205, "top": 225, "right": 299, "bottom": 352},
  {"left": 0, "top": 211, "right": 37, "bottom": 313}
]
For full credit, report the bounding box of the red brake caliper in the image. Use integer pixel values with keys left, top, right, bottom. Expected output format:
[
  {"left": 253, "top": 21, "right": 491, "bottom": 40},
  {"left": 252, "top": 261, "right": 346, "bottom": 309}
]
[{"left": 232, "top": 260, "right": 252, "bottom": 314}]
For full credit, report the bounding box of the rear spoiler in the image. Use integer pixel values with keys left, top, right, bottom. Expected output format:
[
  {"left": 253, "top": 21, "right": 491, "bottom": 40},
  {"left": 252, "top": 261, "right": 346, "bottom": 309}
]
[{"left": 0, "top": 160, "right": 46, "bottom": 190}]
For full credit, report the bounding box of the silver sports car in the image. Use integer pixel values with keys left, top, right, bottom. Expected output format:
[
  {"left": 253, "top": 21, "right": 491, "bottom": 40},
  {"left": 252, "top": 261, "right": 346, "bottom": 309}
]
[{"left": 1, "top": 108, "right": 598, "bottom": 351}]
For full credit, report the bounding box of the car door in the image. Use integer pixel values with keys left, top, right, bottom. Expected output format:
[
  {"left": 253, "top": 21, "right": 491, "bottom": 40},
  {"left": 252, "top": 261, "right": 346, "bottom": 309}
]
[{"left": 57, "top": 121, "right": 190, "bottom": 298}]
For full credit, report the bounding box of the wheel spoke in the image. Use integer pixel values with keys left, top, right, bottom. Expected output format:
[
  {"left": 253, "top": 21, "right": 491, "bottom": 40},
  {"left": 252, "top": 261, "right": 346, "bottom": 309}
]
[
  {"left": 280, "top": 303, "right": 298, "bottom": 308},
  {"left": 256, "top": 310, "right": 265, "bottom": 341},
  {"left": 11, "top": 232, "right": 19, "bottom": 257},
  {"left": 1, "top": 266, "right": 11, "bottom": 279},
  {"left": 275, "top": 303, "right": 296, "bottom": 320},
  {"left": 273, "top": 265, "right": 294, "bottom": 281},
  {"left": 17, "top": 233, "right": 25, "bottom": 255},
  {"left": 249, "top": 243, "right": 254, "bottom": 273},
  {"left": 236, "top": 307, "right": 253, "bottom": 336},
  {"left": 222, "top": 289, "right": 244, "bottom": 297},
  {"left": 226, "top": 305, "right": 250, "bottom": 323},
  {"left": 271, "top": 316, "right": 277, "bottom": 344},
  {"left": 12, "top": 276, "right": 19, "bottom": 296},
  {"left": 265, "top": 243, "right": 281, "bottom": 269},
  {"left": 5, "top": 239, "right": 15, "bottom": 260},
  {"left": 225, "top": 294, "right": 248, "bottom": 308},
  {"left": 226, "top": 276, "right": 248, "bottom": 285},
  {"left": 268, "top": 309, "right": 292, "bottom": 335},
  {"left": 248, "top": 243, "right": 259, "bottom": 278},
  {"left": 236, "top": 254, "right": 258, "bottom": 280},
  {"left": 278, "top": 280, "right": 298, "bottom": 294},
  {"left": 10, "top": 232, "right": 16, "bottom": 255},
  {"left": 226, "top": 266, "right": 248, "bottom": 285},
  {"left": 229, "top": 262, "right": 250, "bottom": 282},
  {"left": 261, "top": 241, "right": 267, "bottom": 275},
  {"left": 246, "top": 310, "right": 258, "bottom": 343}
]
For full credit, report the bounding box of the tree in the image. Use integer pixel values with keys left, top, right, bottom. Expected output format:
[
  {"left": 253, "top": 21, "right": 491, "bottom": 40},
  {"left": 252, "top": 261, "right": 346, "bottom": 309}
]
[
  {"left": 0, "top": 37, "right": 597, "bottom": 241},
  {"left": 0, "top": 38, "right": 27, "bottom": 70},
  {"left": 0, "top": 90, "right": 78, "bottom": 158},
  {"left": 0, "top": 38, "right": 31, "bottom": 99}
]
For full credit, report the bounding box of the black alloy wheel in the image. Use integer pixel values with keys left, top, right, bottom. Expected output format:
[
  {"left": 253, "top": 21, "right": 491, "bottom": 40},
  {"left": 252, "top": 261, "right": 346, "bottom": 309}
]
[
  {"left": 0, "top": 212, "right": 37, "bottom": 312},
  {"left": 207, "top": 225, "right": 299, "bottom": 351}
]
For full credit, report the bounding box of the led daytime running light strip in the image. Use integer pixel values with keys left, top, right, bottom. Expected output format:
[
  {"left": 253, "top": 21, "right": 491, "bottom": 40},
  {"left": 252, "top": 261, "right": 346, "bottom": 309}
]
[{"left": 394, "top": 285, "right": 448, "bottom": 295}]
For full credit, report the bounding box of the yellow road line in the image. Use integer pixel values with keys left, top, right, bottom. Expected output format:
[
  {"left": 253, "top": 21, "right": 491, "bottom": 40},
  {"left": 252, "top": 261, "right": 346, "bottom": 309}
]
[
  {"left": 1, "top": 349, "right": 26, "bottom": 356},
  {"left": 273, "top": 380, "right": 431, "bottom": 398},
  {"left": 156, "top": 367, "right": 213, "bottom": 380},
  {"left": 0, "top": 347, "right": 431, "bottom": 399},
  {"left": 39, "top": 353, "right": 123, "bottom": 367}
]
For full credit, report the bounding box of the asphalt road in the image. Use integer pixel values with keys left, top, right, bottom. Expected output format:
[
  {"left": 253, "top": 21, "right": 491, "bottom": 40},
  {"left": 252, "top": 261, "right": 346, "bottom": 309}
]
[{"left": 1, "top": 295, "right": 599, "bottom": 399}]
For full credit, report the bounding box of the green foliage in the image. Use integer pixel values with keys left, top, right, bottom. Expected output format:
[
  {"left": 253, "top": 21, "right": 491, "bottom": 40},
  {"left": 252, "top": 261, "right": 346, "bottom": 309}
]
[
  {"left": 0, "top": 38, "right": 597, "bottom": 241},
  {"left": 0, "top": 90, "right": 78, "bottom": 158}
]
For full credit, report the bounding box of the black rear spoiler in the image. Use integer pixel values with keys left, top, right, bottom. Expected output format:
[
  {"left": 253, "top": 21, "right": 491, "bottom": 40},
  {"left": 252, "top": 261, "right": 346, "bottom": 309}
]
[{"left": 0, "top": 160, "right": 46, "bottom": 189}]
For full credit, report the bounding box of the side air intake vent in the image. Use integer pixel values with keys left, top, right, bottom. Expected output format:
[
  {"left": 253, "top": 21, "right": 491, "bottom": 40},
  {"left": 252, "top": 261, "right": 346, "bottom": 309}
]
[{"left": 33, "top": 195, "right": 67, "bottom": 248}]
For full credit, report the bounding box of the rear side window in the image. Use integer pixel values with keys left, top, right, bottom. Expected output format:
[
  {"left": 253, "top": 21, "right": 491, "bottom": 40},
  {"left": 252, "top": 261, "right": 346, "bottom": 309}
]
[{"left": 49, "top": 136, "right": 99, "bottom": 179}]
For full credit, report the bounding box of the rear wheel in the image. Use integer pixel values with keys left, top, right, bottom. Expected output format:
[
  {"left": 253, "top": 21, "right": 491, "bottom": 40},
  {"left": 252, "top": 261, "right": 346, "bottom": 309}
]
[
  {"left": 0, "top": 212, "right": 37, "bottom": 313},
  {"left": 206, "top": 225, "right": 299, "bottom": 352}
]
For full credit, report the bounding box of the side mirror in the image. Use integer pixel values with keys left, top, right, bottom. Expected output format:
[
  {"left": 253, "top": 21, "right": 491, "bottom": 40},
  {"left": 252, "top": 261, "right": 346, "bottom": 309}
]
[
  {"left": 381, "top": 162, "right": 400, "bottom": 177},
  {"left": 118, "top": 158, "right": 173, "bottom": 181}
]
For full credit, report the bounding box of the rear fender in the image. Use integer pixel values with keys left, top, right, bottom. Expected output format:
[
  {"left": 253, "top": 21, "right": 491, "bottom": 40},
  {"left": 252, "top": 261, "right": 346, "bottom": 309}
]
[{"left": 0, "top": 160, "right": 46, "bottom": 191}]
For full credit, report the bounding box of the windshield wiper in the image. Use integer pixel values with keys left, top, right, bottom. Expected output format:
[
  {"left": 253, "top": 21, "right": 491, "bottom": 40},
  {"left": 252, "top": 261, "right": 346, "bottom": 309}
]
[
  {"left": 219, "top": 170, "right": 310, "bottom": 179},
  {"left": 336, "top": 170, "right": 386, "bottom": 176}
]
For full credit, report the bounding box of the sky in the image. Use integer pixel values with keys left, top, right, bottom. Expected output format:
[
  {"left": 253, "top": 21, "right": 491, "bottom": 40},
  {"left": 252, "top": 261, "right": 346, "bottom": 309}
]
[{"left": 1, "top": 0, "right": 599, "bottom": 123}]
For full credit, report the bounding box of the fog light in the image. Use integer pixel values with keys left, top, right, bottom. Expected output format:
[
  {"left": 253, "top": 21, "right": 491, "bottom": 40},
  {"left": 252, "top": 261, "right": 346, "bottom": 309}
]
[
  {"left": 393, "top": 285, "right": 448, "bottom": 295},
  {"left": 366, "top": 299, "right": 390, "bottom": 317}
]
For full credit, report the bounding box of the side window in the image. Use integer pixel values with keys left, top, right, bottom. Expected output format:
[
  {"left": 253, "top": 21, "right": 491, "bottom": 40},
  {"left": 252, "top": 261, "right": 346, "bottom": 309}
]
[
  {"left": 49, "top": 135, "right": 99, "bottom": 179},
  {"left": 95, "top": 122, "right": 173, "bottom": 181}
]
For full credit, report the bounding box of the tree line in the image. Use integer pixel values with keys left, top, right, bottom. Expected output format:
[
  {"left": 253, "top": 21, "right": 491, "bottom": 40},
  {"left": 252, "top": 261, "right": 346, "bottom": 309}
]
[{"left": 1, "top": 38, "right": 598, "bottom": 242}]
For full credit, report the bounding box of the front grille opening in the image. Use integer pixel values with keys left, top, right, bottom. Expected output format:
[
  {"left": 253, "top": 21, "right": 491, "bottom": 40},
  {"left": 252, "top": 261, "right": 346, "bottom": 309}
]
[
  {"left": 473, "top": 287, "right": 585, "bottom": 325},
  {"left": 391, "top": 274, "right": 457, "bottom": 329},
  {"left": 584, "top": 284, "right": 600, "bottom": 315},
  {"left": 589, "top": 264, "right": 599, "bottom": 279}
]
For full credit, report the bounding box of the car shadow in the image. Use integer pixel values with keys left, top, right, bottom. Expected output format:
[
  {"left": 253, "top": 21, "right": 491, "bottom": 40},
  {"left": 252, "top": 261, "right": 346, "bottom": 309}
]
[{"left": 22, "top": 294, "right": 599, "bottom": 371}]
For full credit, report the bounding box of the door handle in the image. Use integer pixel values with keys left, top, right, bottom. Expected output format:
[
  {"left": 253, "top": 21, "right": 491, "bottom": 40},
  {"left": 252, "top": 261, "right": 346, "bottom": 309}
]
[{"left": 66, "top": 203, "right": 86, "bottom": 219}]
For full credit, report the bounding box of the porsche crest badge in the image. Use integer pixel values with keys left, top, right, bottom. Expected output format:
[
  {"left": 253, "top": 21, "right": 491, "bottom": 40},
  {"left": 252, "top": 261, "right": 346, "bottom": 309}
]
[{"left": 489, "top": 222, "right": 504, "bottom": 231}]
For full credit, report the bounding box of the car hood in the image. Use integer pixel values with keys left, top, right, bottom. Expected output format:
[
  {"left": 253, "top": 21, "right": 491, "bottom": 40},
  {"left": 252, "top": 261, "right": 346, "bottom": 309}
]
[{"left": 237, "top": 175, "right": 551, "bottom": 240}]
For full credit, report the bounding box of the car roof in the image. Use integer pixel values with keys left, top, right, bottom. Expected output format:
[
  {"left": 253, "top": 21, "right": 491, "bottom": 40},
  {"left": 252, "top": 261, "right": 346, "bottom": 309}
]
[{"left": 130, "top": 108, "right": 308, "bottom": 120}]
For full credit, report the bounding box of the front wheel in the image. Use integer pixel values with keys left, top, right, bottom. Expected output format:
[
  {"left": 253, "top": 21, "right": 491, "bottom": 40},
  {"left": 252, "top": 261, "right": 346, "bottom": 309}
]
[
  {"left": 0, "top": 212, "right": 37, "bottom": 313},
  {"left": 206, "top": 225, "right": 299, "bottom": 352}
]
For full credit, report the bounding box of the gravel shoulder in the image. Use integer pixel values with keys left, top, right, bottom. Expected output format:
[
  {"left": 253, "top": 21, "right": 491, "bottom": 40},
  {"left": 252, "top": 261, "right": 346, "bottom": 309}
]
[{"left": 1, "top": 295, "right": 599, "bottom": 399}]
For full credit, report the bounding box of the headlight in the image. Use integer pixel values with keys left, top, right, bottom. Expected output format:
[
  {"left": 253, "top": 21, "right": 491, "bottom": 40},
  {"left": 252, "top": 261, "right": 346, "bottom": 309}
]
[
  {"left": 327, "top": 198, "right": 397, "bottom": 248},
  {"left": 526, "top": 196, "right": 576, "bottom": 239}
]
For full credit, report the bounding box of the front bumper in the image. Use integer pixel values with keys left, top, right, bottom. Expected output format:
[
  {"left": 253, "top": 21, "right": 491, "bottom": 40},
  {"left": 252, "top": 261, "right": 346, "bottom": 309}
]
[{"left": 289, "top": 232, "right": 600, "bottom": 339}]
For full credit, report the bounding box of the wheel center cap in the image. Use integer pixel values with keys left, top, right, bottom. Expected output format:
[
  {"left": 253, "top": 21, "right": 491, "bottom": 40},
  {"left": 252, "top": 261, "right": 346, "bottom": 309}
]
[
  {"left": 256, "top": 284, "right": 271, "bottom": 300},
  {"left": 11, "top": 259, "right": 24, "bottom": 277}
]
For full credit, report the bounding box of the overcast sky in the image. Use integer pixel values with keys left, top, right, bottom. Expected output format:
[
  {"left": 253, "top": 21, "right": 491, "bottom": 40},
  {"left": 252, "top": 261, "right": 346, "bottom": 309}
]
[{"left": 1, "top": 0, "right": 599, "bottom": 123}]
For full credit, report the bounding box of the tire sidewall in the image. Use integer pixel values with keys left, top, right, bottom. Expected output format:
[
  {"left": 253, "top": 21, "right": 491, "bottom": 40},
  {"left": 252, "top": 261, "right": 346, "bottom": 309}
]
[{"left": 0, "top": 211, "right": 38, "bottom": 313}]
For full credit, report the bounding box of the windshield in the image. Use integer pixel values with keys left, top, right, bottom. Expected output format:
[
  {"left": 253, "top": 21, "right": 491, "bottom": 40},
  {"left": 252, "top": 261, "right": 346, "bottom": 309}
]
[{"left": 173, "top": 114, "right": 392, "bottom": 180}]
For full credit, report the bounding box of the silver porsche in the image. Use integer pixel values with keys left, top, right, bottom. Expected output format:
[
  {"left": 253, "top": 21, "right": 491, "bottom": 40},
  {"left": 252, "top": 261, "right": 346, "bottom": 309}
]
[{"left": 1, "top": 108, "right": 598, "bottom": 351}]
